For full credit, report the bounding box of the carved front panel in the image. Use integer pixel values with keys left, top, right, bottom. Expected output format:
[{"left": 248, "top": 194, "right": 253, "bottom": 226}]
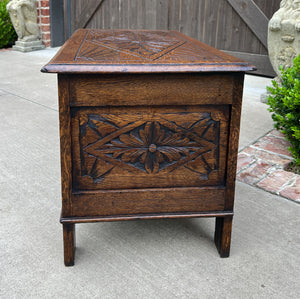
[{"left": 71, "top": 106, "right": 229, "bottom": 190}]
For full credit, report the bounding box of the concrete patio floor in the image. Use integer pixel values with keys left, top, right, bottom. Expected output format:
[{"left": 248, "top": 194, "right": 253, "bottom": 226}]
[{"left": 0, "top": 48, "right": 299, "bottom": 298}]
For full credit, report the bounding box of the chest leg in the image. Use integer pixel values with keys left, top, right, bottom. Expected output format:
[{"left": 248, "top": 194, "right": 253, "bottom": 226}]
[
  {"left": 214, "top": 215, "right": 233, "bottom": 257},
  {"left": 63, "top": 223, "right": 76, "bottom": 266}
]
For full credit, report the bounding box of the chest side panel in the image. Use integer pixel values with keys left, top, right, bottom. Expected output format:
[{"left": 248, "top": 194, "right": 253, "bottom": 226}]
[{"left": 71, "top": 106, "right": 229, "bottom": 191}]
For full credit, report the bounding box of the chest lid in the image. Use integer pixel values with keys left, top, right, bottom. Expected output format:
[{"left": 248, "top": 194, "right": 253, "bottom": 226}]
[{"left": 41, "top": 29, "right": 254, "bottom": 74}]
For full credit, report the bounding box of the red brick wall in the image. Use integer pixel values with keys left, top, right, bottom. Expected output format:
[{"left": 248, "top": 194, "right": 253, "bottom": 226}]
[{"left": 36, "top": 0, "right": 51, "bottom": 47}]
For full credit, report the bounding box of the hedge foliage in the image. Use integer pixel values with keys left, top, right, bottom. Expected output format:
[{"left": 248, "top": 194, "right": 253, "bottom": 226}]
[
  {"left": 267, "top": 55, "right": 300, "bottom": 165},
  {"left": 0, "top": 0, "right": 17, "bottom": 48}
]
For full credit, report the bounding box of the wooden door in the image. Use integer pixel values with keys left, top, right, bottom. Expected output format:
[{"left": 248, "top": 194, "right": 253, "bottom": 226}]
[{"left": 63, "top": 0, "right": 281, "bottom": 76}]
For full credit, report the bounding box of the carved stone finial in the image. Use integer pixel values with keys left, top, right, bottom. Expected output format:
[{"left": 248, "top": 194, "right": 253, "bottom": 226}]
[
  {"left": 268, "top": 0, "right": 300, "bottom": 77},
  {"left": 6, "top": 0, "right": 45, "bottom": 52}
]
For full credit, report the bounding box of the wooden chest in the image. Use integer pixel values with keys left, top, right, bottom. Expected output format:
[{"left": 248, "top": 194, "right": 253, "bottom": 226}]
[{"left": 42, "top": 29, "right": 254, "bottom": 266}]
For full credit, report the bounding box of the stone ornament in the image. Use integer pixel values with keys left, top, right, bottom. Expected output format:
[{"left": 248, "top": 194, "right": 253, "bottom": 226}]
[
  {"left": 7, "top": 0, "right": 44, "bottom": 52},
  {"left": 268, "top": 0, "right": 300, "bottom": 77}
]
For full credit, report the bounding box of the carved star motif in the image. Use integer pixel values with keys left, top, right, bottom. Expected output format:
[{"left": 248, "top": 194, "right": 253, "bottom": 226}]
[
  {"left": 99, "top": 121, "right": 198, "bottom": 173},
  {"left": 83, "top": 117, "right": 218, "bottom": 175}
]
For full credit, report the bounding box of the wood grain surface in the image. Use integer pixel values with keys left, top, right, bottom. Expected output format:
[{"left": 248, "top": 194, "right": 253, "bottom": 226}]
[
  {"left": 41, "top": 29, "right": 254, "bottom": 73},
  {"left": 60, "top": 211, "right": 234, "bottom": 223},
  {"left": 45, "top": 29, "right": 249, "bottom": 263},
  {"left": 69, "top": 73, "right": 234, "bottom": 107},
  {"left": 214, "top": 216, "right": 233, "bottom": 257},
  {"left": 71, "top": 187, "right": 226, "bottom": 217},
  {"left": 63, "top": 223, "right": 75, "bottom": 266},
  {"left": 71, "top": 105, "right": 229, "bottom": 190},
  {"left": 58, "top": 75, "right": 73, "bottom": 217},
  {"left": 225, "top": 73, "right": 244, "bottom": 210}
]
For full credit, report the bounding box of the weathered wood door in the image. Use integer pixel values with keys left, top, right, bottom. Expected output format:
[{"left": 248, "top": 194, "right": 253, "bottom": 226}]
[{"left": 64, "top": 0, "right": 281, "bottom": 76}]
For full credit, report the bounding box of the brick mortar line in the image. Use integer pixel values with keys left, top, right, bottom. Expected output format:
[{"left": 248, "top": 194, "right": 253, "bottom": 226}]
[
  {"left": 237, "top": 142, "right": 300, "bottom": 202},
  {"left": 237, "top": 150, "right": 291, "bottom": 175},
  {"left": 237, "top": 160, "right": 300, "bottom": 202},
  {"left": 277, "top": 175, "right": 298, "bottom": 193},
  {"left": 248, "top": 145, "right": 294, "bottom": 160},
  {"left": 267, "top": 132, "right": 287, "bottom": 140},
  {"left": 254, "top": 164, "right": 278, "bottom": 185},
  {"left": 255, "top": 168, "right": 295, "bottom": 193},
  {"left": 237, "top": 116, "right": 299, "bottom": 201},
  {"left": 237, "top": 156, "right": 299, "bottom": 202},
  {"left": 237, "top": 152, "right": 296, "bottom": 188},
  {"left": 238, "top": 128, "right": 274, "bottom": 152},
  {"left": 238, "top": 124, "right": 293, "bottom": 160},
  {"left": 236, "top": 153, "right": 257, "bottom": 174}
]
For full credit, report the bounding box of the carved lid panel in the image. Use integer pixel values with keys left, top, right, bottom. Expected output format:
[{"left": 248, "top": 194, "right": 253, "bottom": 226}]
[
  {"left": 71, "top": 106, "right": 229, "bottom": 191},
  {"left": 42, "top": 29, "right": 254, "bottom": 73}
]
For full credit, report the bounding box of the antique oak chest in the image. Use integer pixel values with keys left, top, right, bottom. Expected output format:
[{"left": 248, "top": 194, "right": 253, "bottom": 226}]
[{"left": 42, "top": 29, "right": 253, "bottom": 266}]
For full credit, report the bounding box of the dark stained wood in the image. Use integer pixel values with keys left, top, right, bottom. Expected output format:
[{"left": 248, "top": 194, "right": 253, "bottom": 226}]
[
  {"left": 225, "top": 73, "right": 244, "bottom": 211},
  {"left": 63, "top": 223, "right": 75, "bottom": 266},
  {"left": 71, "top": 105, "right": 229, "bottom": 190},
  {"left": 69, "top": 74, "right": 234, "bottom": 106},
  {"left": 41, "top": 29, "right": 254, "bottom": 74},
  {"left": 60, "top": 211, "right": 234, "bottom": 224},
  {"left": 43, "top": 29, "right": 251, "bottom": 265},
  {"left": 58, "top": 74, "right": 72, "bottom": 217},
  {"left": 71, "top": 187, "right": 226, "bottom": 217},
  {"left": 214, "top": 216, "right": 233, "bottom": 257}
]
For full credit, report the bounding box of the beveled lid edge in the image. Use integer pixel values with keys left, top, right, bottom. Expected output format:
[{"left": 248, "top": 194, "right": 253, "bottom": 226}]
[{"left": 41, "top": 63, "right": 256, "bottom": 74}]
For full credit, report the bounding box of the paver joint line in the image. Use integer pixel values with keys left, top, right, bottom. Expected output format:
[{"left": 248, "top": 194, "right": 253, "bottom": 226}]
[
  {"left": 0, "top": 88, "right": 58, "bottom": 112},
  {"left": 238, "top": 130, "right": 300, "bottom": 203}
]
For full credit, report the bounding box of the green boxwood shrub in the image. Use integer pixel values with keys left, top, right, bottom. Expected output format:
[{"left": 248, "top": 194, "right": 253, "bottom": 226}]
[
  {"left": 267, "top": 55, "right": 300, "bottom": 166},
  {"left": 0, "top": 0, "right": 17, "bottom": 48}
]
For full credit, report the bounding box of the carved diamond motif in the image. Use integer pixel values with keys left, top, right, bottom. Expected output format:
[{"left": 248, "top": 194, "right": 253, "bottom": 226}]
[
  {"left": 94, "top": 121, "right": 199, "bottom": 174},
  {"left": 77, "top": 111, "right": 221, "bottom": 183},
  {"left": 75, "top": 30, "right": 186, "bottom": 62}
]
